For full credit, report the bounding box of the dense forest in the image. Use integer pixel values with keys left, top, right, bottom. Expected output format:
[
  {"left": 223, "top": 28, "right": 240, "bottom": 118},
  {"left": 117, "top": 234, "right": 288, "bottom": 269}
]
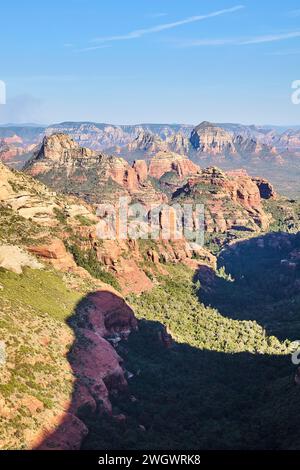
[{"left": 82, "top": 232, "right": 300, "bottom": 450}]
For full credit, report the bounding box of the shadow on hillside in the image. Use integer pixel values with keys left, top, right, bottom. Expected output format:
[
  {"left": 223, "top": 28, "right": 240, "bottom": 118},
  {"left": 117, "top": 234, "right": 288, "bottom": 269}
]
[
  {"left": 195, "top": 232, "right": 300, "bottom": 341},
  {"left": 35, "top": 290, "right": 137, "bottom": 450},
  {"left": 35, "top": 287, "right": 300, "bottom": 450}
]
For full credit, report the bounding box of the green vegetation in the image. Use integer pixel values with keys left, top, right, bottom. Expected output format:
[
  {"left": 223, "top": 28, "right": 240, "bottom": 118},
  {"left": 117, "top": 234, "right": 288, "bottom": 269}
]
[
  {"left": 263, "top": 198, "right": 300, "bottom": 233},
  {"left": 82, "top": 250, "right": 300, "bottom": 450},
  {"left": 0, "top": 266, "right": 80, "bottom": 448},
  {"left": 53, "top": 206, "right": 68, "bottom": 225},
  {"left": 207, "top": 232, "right": 300, "bottom": 341},
  {"left": 66, "top": 243, "right": 121, "bottom": 291},
  {"left": 75, "top": 214, "right": 94, "bottom": 226},
  {"left": 127, "top": 264, "right": 288, "bottom": 354},
  {"left": 0, "top": 205, "right": 43, "bottom": 245},
  {"left": 0, "top": 267, "right": 82, "bottom": 322}
]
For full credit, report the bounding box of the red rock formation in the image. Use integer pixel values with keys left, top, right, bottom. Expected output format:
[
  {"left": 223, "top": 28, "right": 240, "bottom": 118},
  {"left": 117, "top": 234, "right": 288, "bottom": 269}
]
[
  {"left": 36, "top": 289, "right": 138, "bottom": 450},
  {"left": 148, "top": 151, "right": 200, "bottom": 179},
  {"left": 174, "top": 167, "right": 272, "bottom": 232},
  {"left": 132, "top": 159, "right": 148, "bottom": 182},
  {"left": 24, "top": 134, "right": 166, "bottom": 205},
  {"left": 27, "top": 238, "right": 86, "bottom": 274},
  {"left": 251, "top": 177, "right": 276, "bottom": 199},
  {"left": 190, "top": 121, "right": 236, "bottom": 155}
]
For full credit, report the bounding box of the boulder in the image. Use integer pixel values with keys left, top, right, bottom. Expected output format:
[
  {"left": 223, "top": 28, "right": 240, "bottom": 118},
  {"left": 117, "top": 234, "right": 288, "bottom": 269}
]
[{"left": 0, "top": 245, "right": 43, "bottom": 274}]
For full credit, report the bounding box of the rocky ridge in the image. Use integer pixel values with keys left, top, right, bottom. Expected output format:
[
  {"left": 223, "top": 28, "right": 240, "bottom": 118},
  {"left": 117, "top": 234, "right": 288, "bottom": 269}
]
[
  {"left": 24, "top": 133, "right": 277, "bottom": 238},
  {"left": 3, "top": 121, "right": 300, "bottom": 170}
]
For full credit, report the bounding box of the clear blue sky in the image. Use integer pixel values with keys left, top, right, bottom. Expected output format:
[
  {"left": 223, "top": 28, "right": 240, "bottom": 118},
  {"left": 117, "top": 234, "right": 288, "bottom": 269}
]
[{"left": 1, "top": 0, "right": 300, "bottom": 125}]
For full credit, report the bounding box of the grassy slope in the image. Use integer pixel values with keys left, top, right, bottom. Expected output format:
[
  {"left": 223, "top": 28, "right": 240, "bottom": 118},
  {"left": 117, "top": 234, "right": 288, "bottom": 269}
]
[{"left": 0, "top": 261, "right": 102, "bottom": 449}]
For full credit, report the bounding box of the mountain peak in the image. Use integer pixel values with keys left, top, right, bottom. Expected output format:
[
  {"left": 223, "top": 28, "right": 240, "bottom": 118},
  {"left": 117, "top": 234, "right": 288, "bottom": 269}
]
[{"left": 194, "top": 121, "right": 216, "bottom": 130}]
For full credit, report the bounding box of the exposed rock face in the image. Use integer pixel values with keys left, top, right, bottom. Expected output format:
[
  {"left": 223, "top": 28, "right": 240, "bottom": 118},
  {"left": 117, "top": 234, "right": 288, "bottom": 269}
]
[
  {"left": 107, "top": 121, "right": 282, "bottom": 163},
  {"left": 0, "top": 245, "right": 43, "bottom": 274},
  {"left": 190, "top": 121, "right": 236, "bottom": 155},
  {"left": 0, "top": 160, "right": 60, "bottom": 225},
  {"left": 25, "top": 133, "right": 99, "bottom": 176},
  {"left": 148, "top": 151, "right": 200, "bottom": 179},
  {"left": 45, "top": 123, "right": 193, "bottom": 152},
  {"left": 0, "top": 126, "right": 44, "bottom": 168},
  {"left": 37, "top": 289, "right": 138, "bottom": 450},
  {"left": 0, "top": 140, "right": 23, "bottom": 163},
  {"left": 189, "top": 121, "right": 279, "bottom": 161},
  {"left": 228, "top": 170, "right": 276, "bottom": 199},
  {"left": 27, "top": 238, "right": 91, "bottom": 276},
  {"left": 173, "top": 167, "right": 272, "bottom": 232},
  {"left": 0, "top": 160, "right": 216, "bottom": 295},
  {"left": 275, "top": 129, "right": 300, "bottom": 152},
  {"left": 132, "top": 159, "right": 148, "bottom": 182},
  {"left": 167, "top": 133, "right": 190, "bottom": 155},
  {"left": 0, "top": 134, "right": 39, "bottom": 168},
  {"left": 0, "top": 160, "right": 96, "bottom": 227},
  {"left": 233, "top": 134, "right": 277, "bottom": 158},
  {"left": 0, "top": 157, "right": 220, "bottom": 451},
  {"left": 1, "top": 121, "right": 298, "bottom": 172},
  {"left": 37, "top": 132, "right": 98, "bottom": 162},
  {"left": 24, "top": 134, "right": 165, "bottom": 206},
  {"left": 36, "top": 413, "right": 89, "bottom": 451},
  {"left": 251, "top": 177, "right": 276, "bottom": 199},
  {"left": 127, "top": 131, "right": 168, "bottom": 155},
  {"left": 25, "top": 134, "right": 200, "bottom": 192},
  {"left": 23, "top": 135, "right": 276, "bottom": 238},
  {"left": 121, "top": 130, "right": 191, "bottom": 158}
]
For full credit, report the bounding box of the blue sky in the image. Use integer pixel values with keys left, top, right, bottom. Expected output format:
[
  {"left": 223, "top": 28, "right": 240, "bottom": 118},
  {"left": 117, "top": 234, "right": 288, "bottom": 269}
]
[{"left": 1, "top": 0, "right": 300, "bottom": 125}]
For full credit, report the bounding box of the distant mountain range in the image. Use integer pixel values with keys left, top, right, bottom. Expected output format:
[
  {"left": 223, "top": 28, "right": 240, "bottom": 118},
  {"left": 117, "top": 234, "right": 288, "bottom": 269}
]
[
  {"left": 1, "top": 120, "right": 300, "bottom": 158},
  {"left": 1, "top": 120, "right": 300, "bottom": 197}
]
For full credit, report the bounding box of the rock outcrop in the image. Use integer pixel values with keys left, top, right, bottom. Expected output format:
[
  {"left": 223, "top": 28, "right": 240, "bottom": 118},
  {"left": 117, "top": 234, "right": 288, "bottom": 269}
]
[
  {"left": 251, "top": 177, "right": 276, "bottom": 199},
  {"left": 24, "top": 134, "right": 165, "bottom": 206},
  {"left": 190, "top": 121, "right": 236, "bottom": 155},
  {"left": 173, "top": 167, "right": 272, "bottom": 232},
  {"left": 36, "top": 289, "right": 138, "bottom": 450},
  {"left": 189, "top": 121, "right": 279, "bottom": 161},
  {"left": 0, "top": 245, "right": 43, "bottom": 274},
  {"left": 23, "top": 135, "right": 276, "bottom": 238},
  {"left": 1, "top": 121, "right": 296, "bottom": 170},
  {"left": 148, "top": 151, "right": 200, "bottom": 179}
]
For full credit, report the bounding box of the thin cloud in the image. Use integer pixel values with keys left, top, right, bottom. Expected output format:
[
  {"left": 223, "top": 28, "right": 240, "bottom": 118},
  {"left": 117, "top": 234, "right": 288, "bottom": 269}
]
[
  {"left": 181, "top": 31, "right": 300, "bottom": 47},
  {"left": 76, "top": 45, "right": 111, "bottom": 53},
  {"left": 240, "top": 31, "right": 300, "bottom": 45},
  {"left": 91, "top": 5, "right": 245, "bottom": 43}
]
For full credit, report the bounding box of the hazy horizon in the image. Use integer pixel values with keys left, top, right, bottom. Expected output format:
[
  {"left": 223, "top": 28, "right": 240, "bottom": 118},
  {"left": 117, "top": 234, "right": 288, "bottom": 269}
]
[{"left": 0, "top": 120, "right": 300, "bottom": 130}]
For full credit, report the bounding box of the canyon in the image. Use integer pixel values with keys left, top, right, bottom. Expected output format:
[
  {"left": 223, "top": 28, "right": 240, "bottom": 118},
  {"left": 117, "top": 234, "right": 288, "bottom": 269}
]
[{"left": 0, "top": 130, "right": 300, "bottom": 450}]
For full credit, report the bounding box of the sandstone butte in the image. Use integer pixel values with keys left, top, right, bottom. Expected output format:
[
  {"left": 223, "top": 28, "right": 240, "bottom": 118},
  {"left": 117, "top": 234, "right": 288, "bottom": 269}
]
[{"left": 24, "top": 133, "right": 276, "bottom": 227}]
